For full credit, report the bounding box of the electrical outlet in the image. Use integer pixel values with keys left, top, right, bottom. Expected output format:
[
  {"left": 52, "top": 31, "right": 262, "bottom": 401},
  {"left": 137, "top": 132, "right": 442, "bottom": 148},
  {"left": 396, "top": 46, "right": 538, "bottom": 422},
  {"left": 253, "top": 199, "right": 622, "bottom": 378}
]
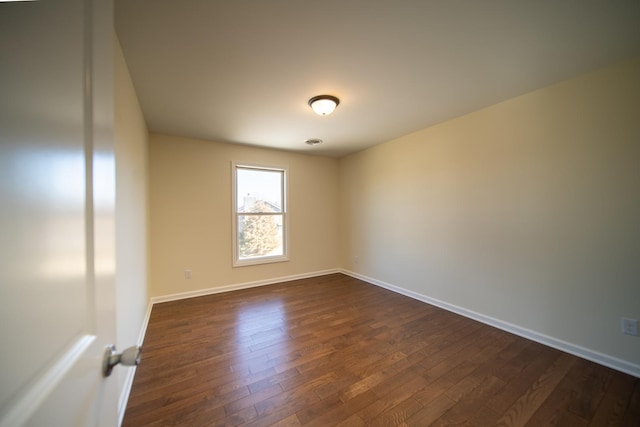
[
  {"left": 185, "top": 269, "right": 192, "bottom": 279},
  {"left": 354, "top": 256, "right": 359, "bottom": 264},
  {"left": 621, "top": 318, "right": 638, "bottom": 336}
]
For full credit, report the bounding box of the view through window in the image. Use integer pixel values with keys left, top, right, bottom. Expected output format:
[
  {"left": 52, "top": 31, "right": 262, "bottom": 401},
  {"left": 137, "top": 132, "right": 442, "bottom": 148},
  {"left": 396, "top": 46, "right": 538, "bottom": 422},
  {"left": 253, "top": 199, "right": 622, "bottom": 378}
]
[{"left": 233, "top": 163, "right": 288, "bottom": 266}]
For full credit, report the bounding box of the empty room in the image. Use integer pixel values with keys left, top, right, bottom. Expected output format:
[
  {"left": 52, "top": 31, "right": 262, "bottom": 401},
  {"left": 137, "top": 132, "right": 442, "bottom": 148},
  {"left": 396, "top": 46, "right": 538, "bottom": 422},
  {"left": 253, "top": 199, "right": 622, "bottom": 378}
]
[{"left": 1, "top": 1, "right": 639, "bottom": 426}]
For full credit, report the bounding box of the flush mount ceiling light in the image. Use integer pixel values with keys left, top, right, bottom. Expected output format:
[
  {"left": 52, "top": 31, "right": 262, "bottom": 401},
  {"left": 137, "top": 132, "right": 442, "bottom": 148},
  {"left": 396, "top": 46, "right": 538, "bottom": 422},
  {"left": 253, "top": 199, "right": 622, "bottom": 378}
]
[{"left": 308, "top": 95, "right": 340, "bottom": 116}]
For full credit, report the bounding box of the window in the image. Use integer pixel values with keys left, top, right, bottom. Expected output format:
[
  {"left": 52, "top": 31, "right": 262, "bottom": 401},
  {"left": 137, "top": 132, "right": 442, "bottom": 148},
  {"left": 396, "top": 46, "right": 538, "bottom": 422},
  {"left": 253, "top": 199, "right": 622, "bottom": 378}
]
[{"left": 232, "top": 162, "right": 288, "bottom": 266}]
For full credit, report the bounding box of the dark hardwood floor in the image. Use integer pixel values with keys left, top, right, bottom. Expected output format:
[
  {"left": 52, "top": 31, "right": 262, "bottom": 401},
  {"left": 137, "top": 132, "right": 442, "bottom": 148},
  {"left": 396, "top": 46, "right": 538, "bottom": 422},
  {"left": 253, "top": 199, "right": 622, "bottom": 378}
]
[{"left": 123, "top": 273, "right": 640, "bottom": 426}]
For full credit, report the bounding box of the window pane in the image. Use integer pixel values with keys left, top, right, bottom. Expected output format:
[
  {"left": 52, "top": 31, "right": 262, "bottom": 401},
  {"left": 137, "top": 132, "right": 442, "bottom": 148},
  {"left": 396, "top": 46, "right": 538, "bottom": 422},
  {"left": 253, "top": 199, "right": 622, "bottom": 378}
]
[
  {"left": 237, "top": 214, "right": 283, "bottom": 259},
  {"left": 236, "top": 168, "right": 282, "bottom": 213}
]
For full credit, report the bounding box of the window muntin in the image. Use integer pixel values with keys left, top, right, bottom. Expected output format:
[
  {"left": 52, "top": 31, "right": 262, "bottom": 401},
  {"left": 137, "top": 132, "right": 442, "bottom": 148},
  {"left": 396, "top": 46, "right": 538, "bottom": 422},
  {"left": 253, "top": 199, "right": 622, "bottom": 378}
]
[{"left": 232, "top": 163, "right": 288, "bottom": 266}]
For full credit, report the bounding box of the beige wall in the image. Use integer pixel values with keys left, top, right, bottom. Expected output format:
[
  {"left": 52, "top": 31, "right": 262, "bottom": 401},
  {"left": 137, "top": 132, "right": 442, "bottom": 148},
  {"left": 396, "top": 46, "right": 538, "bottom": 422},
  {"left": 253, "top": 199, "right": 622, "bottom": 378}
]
[
  {"left": 339, "top": 57, "right": 640, "bottom": 369},
  {"left": 148, "top": 134, "right": 339, "bottom": 297},
  {"left": 114, "top": 35, "right": 149, "bottom": 398}
]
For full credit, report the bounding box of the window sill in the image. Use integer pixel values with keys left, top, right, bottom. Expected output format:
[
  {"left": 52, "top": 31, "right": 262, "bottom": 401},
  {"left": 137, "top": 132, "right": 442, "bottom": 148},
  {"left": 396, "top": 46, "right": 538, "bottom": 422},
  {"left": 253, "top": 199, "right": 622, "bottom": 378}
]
[{"left": 233, "top": 255, "right": 290, "bottom": 267}]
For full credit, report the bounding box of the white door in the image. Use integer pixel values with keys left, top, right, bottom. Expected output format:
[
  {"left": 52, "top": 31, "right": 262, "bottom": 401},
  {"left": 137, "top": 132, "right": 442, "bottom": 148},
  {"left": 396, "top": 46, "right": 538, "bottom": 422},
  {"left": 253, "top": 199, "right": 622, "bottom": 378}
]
[{"left": 0, "top": 0, "right": 118, "bottom": 425}]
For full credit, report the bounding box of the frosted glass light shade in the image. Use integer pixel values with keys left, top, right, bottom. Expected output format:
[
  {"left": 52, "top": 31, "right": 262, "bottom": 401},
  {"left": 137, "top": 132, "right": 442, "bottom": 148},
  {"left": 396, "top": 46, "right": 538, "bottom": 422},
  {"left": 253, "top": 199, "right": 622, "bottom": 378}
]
[{"left": 308, "top": 95, "right": 340, "bottom": 116}]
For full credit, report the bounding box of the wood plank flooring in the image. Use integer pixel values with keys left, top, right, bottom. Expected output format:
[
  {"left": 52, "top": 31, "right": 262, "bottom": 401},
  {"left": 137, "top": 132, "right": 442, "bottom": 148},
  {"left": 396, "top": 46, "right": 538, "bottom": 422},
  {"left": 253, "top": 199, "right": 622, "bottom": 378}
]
[{"left": 123, "top": 273, "right": 640, "bottom": 426}]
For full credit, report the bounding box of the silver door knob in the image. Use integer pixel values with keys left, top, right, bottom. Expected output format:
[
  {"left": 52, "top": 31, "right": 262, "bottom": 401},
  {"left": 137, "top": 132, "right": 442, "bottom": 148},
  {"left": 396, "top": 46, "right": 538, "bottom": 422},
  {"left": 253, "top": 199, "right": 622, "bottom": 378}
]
[{"left": 102, "top": 344, "right": 142, "bottom": 377}]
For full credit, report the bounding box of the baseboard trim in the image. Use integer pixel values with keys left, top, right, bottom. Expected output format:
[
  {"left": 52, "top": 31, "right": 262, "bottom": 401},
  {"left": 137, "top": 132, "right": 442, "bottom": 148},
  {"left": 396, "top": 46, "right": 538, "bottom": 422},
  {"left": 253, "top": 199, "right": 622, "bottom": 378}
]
[
  {"left": 117, "top": 369, "right": 136, "bottom": 427},
  {"left": 150, "top": 269, "right": 341, "bottom": 305},
  {"left": 340, "top": 269, "right": 640, "bottom": 379},
  {"left": 117, "top": 301, "right": 153, "bottom": 427}
]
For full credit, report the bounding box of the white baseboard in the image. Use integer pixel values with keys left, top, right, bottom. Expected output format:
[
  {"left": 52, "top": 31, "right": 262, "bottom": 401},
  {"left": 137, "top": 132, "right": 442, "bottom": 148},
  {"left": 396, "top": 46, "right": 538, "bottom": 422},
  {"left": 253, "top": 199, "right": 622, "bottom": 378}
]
[
  {"left": 150, "top": 269, "right": 341, "bottom": 304},
  {"left": 117, "top": 368, "right": 136, "bottom": 427},
  {"left": 340, "top": 269, "right": 640, "bottom": 379},
  {"left": 117, "top": 301, "right": 153, "bottom": 427}
]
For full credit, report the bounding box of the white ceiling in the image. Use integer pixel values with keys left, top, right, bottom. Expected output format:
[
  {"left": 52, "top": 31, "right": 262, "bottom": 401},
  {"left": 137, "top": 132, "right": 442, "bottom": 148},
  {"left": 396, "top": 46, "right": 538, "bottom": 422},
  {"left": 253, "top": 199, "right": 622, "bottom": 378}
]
[{"left": 115, "top": 1, "right": 640, "bottom": 157}]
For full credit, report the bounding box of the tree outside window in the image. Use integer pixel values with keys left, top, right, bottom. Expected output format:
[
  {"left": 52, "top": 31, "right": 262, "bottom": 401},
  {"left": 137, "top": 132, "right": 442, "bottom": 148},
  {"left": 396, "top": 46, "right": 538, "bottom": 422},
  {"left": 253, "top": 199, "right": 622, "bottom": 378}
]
[{"left": 238, "top": 200, "right": 280, "bottom": 258}]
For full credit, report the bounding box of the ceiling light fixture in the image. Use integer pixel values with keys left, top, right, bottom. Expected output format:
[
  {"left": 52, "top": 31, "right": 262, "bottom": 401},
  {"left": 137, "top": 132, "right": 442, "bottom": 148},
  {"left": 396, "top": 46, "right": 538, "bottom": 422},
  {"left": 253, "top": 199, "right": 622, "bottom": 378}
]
[{"left": 308, "top": 95, "right": 340, "bottom": 116}]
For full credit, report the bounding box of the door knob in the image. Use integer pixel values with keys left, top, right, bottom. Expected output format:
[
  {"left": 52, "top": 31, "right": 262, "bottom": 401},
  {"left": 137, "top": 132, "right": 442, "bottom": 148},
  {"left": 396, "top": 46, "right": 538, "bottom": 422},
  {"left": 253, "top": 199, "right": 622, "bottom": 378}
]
[{"left": 102, "top": 344, "right": 142, "bottom": 377}]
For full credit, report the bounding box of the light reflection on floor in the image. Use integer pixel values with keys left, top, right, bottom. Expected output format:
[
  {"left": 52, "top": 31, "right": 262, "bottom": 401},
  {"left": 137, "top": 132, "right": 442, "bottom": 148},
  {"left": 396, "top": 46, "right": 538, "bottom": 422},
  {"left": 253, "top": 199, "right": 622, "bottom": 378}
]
[{"left": 233, "top": 298, "right": 289, "bottom": 374}]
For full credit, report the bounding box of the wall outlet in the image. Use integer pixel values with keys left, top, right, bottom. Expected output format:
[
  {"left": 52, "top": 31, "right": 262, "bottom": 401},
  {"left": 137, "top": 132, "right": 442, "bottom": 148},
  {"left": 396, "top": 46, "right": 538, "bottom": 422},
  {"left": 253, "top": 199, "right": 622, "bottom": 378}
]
[
  {"left": 621, "top": 317, "right": 638, "bottom": 336},
  {"left": 184, "top": 269, "right": 192, "bottom": 279},
  {"left": 354, "top": 256, "right": 359, "bottom": 264}
]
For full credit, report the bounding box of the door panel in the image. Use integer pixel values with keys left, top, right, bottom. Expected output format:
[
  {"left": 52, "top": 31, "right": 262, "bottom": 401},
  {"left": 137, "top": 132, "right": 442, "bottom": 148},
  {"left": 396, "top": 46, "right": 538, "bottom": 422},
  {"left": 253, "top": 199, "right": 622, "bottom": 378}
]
[{"left": 0, "top": 0, "right": 116, "bottom": 425}]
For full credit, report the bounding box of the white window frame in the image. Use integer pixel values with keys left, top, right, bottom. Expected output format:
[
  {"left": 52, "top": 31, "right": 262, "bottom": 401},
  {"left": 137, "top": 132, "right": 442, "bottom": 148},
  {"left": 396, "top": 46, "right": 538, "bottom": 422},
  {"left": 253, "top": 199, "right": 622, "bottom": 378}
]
[{"left": 232, "top": 162, "right": 289, "bottom": 267}]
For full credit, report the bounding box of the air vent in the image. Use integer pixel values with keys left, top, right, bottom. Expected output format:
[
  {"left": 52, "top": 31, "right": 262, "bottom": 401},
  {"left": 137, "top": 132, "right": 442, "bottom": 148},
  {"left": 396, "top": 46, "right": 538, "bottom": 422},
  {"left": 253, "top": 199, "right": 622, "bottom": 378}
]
[{"left": 305, "top": 138, "right": 323, "bottom": 146}]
